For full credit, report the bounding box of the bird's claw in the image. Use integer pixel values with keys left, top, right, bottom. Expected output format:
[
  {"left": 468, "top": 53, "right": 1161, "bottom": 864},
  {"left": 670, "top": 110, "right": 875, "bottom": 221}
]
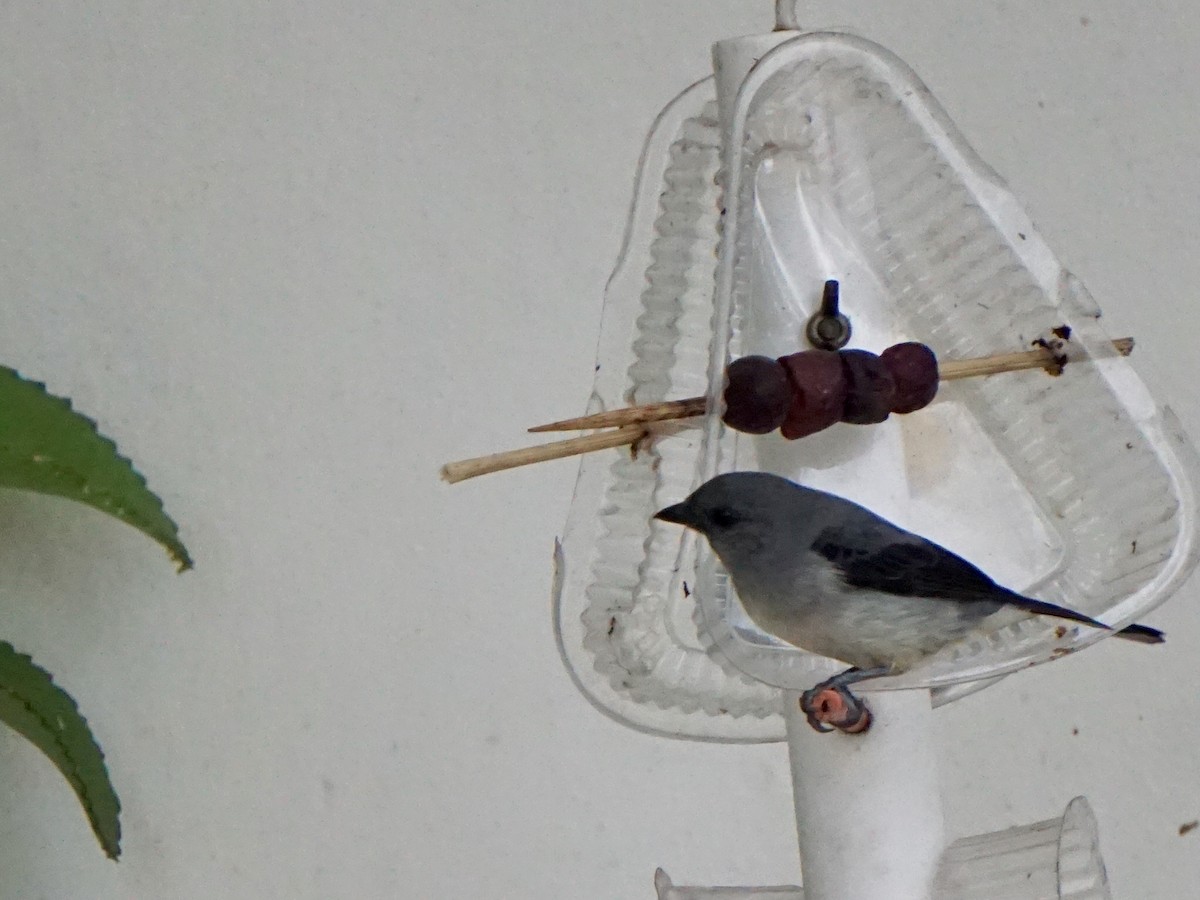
[{"left": 799, "top": 682, "right": 872, "bottom": 734}]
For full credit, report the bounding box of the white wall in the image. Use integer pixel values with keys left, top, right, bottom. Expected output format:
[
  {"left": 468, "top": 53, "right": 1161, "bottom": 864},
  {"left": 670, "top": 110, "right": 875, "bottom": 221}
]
[{"left": 0, "top": 2, "right": 1196, "bottom": 897}]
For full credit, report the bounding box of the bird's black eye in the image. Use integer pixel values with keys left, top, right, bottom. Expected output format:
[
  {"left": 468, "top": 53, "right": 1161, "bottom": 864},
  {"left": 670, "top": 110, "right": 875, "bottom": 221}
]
[{"left": 709, "top": 507, "right": 740, "bottom": 529}]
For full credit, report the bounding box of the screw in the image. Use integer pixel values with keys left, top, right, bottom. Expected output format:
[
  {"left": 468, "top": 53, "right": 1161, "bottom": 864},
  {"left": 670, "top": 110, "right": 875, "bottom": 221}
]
[{"left": 805, "top": 279, "right": 852, "bottom": 350}]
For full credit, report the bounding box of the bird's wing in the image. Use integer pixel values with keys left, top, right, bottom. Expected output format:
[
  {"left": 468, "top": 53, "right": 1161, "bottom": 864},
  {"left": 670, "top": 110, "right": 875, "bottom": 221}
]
[
  {"left": 811, "top": 524, "right": 1133, "bottom": 634},
  {"left": 811, "top": 524, "right": 1007, "bottom": 605}
]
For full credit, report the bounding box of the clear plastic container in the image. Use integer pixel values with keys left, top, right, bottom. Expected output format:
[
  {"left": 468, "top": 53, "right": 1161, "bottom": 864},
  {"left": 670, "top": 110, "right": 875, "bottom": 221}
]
[
  {"left": 654, "top": 797, "right": 1109, "bottom": 899},
  {"left": 933, "top": 797, "right": 1111, "bottom": 900},
  {"left": 554, "top": 32, "right": 1200, "bottom": 741}
]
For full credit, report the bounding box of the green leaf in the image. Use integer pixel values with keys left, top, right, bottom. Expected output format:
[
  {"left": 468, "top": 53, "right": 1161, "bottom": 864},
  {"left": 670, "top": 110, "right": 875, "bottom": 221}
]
[
  {"left": 0, "top": 366, "right": 191, "bottom": 571},
  {"left": 0, "top": 641, "right": 120, "bottom": 858}
]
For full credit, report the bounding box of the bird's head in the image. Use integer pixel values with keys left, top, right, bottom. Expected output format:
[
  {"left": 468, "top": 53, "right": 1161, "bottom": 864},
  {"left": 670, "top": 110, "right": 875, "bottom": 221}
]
[{"left": 654, "top": 471, "right": 815, "bottom": 566}]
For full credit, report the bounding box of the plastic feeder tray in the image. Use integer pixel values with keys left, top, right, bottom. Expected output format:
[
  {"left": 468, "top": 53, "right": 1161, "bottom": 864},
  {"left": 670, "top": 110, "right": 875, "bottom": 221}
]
[{"left": 553, "top": 31, "right": 1200, "bottom": 742}]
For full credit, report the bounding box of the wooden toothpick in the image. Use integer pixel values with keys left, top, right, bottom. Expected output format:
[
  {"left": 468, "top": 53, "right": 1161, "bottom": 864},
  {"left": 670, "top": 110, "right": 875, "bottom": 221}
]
[
  {"left": 441, "top": 337, "right": 1134, "bottom": 484},
  {"left": 441, "top": 425, "right": 647, "bottom": 484},
  {"left": 936, "top": 336, "right": 1132, "bottom": 382},
  {"left": 527, "top": 397, "right": 708, "bottom": 434}
]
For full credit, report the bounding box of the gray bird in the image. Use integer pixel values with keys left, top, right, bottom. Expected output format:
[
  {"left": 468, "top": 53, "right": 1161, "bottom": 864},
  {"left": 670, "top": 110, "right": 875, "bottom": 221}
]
[{"left": 655, "top": 471, "right": 1162, "bottom": 727}]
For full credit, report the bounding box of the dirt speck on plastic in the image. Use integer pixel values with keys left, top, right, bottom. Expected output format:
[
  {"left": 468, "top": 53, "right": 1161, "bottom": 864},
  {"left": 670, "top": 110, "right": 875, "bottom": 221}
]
[{"left": 1031, "top": 337, "right": 1068, "bottom": 375}]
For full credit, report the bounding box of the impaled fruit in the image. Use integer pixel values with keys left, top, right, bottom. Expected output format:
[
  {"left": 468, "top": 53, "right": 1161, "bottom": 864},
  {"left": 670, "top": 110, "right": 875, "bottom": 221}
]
[
  {"left": 777, "top": 350, "right": 847, "bottom": 439},
  {"left": 881, "top": 342, "right": 939, "bottom": 413},
  {"left": 840, "top": 349, "right": 896, "bottom": 424},
  {"left": 721, "top": 356, "right": 791, "bottom": 434}
]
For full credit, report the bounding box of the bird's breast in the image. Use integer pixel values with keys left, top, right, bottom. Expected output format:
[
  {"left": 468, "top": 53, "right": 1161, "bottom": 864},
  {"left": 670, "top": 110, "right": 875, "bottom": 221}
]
[{"left": 731, "top": 568, "right": 991, "bottom": 671}]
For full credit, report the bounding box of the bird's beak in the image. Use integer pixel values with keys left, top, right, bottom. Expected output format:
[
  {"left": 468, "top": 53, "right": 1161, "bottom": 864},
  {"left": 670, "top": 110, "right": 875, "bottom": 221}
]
[{"left": 654, "top": 502, "right": 694, "bottom": 527}]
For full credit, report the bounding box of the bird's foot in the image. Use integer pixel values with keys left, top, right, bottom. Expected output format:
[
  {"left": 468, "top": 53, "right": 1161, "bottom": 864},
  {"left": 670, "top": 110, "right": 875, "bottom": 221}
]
[{"left": 799, "top": 681, "right": 872, "bottom": 734}]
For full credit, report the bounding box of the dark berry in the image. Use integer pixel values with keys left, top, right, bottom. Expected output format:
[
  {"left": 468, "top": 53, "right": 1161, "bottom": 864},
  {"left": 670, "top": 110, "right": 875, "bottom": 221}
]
[
  {"left": 839, "top": 349, "right": 896, "bottom": 424},
  {"left": 881, "top": 342, "right": 939, "bottom": 414},
  {"left": 776, "top": 350, "right": 847, "bottom": 440},
  {"left": 721, "top": 356, "right": 791, "bottom": 434}
]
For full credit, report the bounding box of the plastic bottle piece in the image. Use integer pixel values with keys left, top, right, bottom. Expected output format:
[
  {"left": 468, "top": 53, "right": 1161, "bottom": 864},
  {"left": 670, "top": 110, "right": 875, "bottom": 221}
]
[
  {"left": 553, "top": 78, "right": 788, "bottom": 741},
  {"left": 655, "top": 795, "right": 1109, "bottom": 900},
  {"left": 933, "top": 797, "right": 1111, "bottom": 899},
  {"left": 692, "top": 30, "right": 1200, "bottom": 695},
  {"left": 555, "top": 30, "right": 1200, "bottom": 740}
]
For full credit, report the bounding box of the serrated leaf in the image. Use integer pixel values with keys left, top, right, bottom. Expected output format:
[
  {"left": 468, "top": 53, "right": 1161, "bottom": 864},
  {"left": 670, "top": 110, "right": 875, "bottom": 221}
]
[
  {"left": 0, "top": 641, "right": 120, "bottom": 858},
  {"left": 0, "top": 366, "right": 191, "bottom": 570}
]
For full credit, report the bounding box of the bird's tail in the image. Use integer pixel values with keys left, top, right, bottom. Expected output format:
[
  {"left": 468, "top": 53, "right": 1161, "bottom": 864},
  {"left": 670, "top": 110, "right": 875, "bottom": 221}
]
[
  {"left": 1114, "top": 622, "right": 1165, "bottom": 644},
  {"left": 1006, "top": 594, "right": 1164, "bottom": 645}
]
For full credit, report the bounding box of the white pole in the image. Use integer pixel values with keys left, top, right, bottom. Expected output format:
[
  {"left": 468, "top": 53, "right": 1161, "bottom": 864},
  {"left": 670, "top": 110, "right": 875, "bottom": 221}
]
[
  {"left": 712, "top": 32, "right": 798, "bottom": 139},
  {"left": 783, "top": 690, "right": 945, "bottom": 900},
  {"left": 716, "top": 22, "right": 945, "bottom": 899}
]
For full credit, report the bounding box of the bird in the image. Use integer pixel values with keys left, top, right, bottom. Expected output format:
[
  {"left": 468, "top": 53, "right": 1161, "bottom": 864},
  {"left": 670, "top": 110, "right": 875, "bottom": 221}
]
[{"left": 654, "top": 471, "right": 1163, "bottom": 730}]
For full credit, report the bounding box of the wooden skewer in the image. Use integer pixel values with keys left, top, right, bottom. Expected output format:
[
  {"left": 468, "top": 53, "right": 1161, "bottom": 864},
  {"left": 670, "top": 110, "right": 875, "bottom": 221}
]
[
  {"left": 441, "top": 336, "right": 1134, "bottom": 484},
  {"left": 938, "top": 336, "right": 1133, "bottom": 380},
  {"left": 528, "top": 337, "right": 1135, "bottom": 433},
  {"left": 441, "top": 424, "right": 647, "bottom": 484},
  {"left": 528, "top": 397, "right": 708, "bottom": 433}
]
